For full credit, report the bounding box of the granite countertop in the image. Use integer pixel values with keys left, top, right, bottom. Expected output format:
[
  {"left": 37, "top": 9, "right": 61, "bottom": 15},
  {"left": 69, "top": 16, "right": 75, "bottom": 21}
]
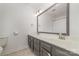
[{"left": 29, "top": 33, "right": 79, "bottom": 55}]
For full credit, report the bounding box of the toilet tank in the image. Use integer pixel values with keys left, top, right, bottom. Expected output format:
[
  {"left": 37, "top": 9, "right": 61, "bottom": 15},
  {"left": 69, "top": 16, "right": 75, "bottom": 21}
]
[{"left": 0, "top": 35, "right": 8, "bottom": 47}]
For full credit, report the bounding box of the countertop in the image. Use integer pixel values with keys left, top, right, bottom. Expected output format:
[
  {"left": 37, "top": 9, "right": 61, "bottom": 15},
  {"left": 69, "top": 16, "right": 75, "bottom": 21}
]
[{"left": 29, "top": 33, "right": 79, "bottom": 55}]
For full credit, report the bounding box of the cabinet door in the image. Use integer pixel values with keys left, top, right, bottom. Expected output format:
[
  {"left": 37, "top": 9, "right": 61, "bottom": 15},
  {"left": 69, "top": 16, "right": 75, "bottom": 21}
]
[
  {"left": 30, "top": 37, "right": 34, "bottom": 51},
  {"left": 40, "top": 41, "right": 52, "bottom": 56},
  {"left": 53, "top": 48, "right": 69, "bottom": 56},
  {"left": 40, "top": 47, "right": 51, "bottom": 56},
  {"left": 34, "top": 38, "right": 40, "bottom": 56},
  {"left": 28, "top": 35, "right": 31, "bottom": 48}
]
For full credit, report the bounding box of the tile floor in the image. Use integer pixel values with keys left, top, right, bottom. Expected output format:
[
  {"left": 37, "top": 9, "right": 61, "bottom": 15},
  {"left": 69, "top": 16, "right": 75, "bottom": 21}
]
[{"left": 5, "top": 48, "right": 35, "bottom": 56}]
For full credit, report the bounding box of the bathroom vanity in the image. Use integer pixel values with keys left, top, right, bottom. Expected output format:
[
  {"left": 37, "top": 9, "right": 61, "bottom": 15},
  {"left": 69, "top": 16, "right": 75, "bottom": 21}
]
[
  {"left": 27, "top": 3, "right": 79, "bottom": 56},
  {"left": 28, "top": 34, "right": 79, "bottom": 56}
]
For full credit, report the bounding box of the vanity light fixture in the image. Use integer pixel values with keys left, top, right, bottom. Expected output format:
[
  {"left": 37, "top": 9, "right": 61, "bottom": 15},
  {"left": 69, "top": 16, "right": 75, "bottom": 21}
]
[
  {"left": 35, "top": 12, "right": 39, "bottom": 16},
  {"left": 35, "top": 8, "right": 42, "bottom": 16}
]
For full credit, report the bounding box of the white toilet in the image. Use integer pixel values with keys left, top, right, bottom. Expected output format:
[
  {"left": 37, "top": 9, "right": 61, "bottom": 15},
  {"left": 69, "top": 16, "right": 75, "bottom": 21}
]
[
  {"left": 0, "top": 47, "right": 3, "bottom": 55},
  {"left": 0, "top": 35, "right": 8, "bottom": 56}
]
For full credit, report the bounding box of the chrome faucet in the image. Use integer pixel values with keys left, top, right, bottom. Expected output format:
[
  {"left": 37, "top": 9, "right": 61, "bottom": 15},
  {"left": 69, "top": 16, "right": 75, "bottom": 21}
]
[{"left": 59, "top": 33, "right": 65, "bottom": 40}]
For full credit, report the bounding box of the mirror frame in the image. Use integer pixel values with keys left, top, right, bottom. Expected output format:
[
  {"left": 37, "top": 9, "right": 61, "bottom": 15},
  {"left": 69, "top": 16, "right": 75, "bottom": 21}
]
[{"left": 37, "top": 3, "right": 69, "bottom": 36}]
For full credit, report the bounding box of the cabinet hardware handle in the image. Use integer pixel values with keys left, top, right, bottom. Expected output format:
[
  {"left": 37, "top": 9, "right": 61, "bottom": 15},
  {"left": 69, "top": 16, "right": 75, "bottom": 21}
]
[{"left": 42, "top": 47, "right": 51, "bottom": 56}]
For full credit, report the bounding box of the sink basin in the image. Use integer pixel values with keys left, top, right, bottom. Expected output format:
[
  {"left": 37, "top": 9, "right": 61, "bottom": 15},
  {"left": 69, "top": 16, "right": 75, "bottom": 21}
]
[{"left": 39, "top": 34, "right": 58, "bottom": 39}]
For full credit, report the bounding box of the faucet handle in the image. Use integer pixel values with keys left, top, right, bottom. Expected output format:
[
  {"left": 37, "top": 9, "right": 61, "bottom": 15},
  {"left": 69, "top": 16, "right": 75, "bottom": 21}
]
[
  {"left": 59, "top": 33, "right": 65, "bottom": 40},
  {"left": 59, "top": 33, "right": 62, "bottom": 39}
]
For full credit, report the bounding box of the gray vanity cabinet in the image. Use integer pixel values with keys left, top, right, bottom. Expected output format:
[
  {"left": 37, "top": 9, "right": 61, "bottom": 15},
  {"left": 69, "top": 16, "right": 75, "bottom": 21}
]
[
  {"left": 28, "top": 35, "right": 79, "bottom": 56},
  {"left": 34, "top": 38, "right": 40, "bottom": 56},
  {"left": 52, "top": 45, "right": 70, "bottom": 56},
  {"left": 40, "top": 41, "right": 52, "bottom": 56}
]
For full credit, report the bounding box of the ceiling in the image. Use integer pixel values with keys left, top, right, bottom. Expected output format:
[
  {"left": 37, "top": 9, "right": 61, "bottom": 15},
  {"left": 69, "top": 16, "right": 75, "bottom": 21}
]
[{"left": 25, "top": 3, "right": 54, "bottom": 12}]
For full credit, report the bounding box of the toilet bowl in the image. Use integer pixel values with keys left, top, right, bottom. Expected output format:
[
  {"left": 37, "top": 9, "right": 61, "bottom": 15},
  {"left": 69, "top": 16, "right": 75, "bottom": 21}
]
[
  {"left": 0, "top": 47, "right": 3, "bottom": 56},
  {"left": 0, "top": 35, "right": 8, "bottom": 56}
]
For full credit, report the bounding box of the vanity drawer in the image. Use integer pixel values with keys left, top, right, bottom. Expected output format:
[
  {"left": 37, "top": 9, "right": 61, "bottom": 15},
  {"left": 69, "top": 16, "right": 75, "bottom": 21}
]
[
  {"left": 40, "top": 41, "right": 52, "bottom": 52},
  {"left": 52, "top": 45, "right": 79, "bottom": 56},
  {"left": 52, "top": 47, "right": 70, "bottom": 56}
]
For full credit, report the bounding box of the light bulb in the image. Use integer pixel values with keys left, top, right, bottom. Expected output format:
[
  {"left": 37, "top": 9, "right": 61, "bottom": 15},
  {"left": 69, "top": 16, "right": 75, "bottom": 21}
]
[{"left": 35, "top": 9, "right": 42, "bottom": 16}]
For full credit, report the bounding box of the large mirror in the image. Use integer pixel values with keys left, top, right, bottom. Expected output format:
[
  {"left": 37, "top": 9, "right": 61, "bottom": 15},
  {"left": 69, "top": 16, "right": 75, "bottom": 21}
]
[{"left": 37, "top": 3, "right": 69, "bottom": 35}]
